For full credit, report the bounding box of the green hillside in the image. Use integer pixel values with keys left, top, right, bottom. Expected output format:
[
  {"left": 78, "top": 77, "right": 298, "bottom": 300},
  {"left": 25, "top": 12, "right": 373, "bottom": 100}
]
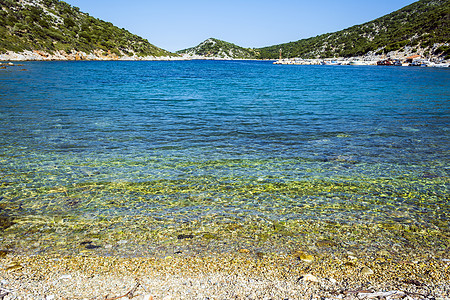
[
  {"left": 257, "top": 0, "right": 450, "bottom": 59},
  {"left": 177, "top": 38, "right": 259, "bottom": 59},
  {"left": 0, "top": 0, "right": 172, "bottom": 57}
]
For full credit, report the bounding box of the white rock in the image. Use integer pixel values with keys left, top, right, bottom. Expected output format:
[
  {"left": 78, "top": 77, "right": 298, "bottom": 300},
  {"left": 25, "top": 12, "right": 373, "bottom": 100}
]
[
  {"left": 361, "top": 267, "right": 374, "bottom": 275},
  {"left": 46, "top": 295, "right": 55, "bottom": 300},
  {"left": 301, "top": 274, "right": 319, "bottom": 282},
  {"left": 59, "top": 274, "right": 72, "bottom": 280}
]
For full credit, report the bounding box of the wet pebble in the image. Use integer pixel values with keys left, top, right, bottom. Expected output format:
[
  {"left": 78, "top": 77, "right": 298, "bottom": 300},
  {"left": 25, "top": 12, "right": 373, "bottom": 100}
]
[
  {"left": 0, "top": 250, "right": 8, "bottom": 258},
  {"left": 177, "top": 234, "right": 194, "bottom": 240},
  {"left": 316, "top": 240, "right": 336, "bottom": 247},
  {"left": 377, "top": 249, "right": 390, "bottom": 256},
  {"left": 85, "top": 244, "right": 101, "bottom": 249},
  {"left": 294, "top": 251, "right": 314, "bottom": 262}
]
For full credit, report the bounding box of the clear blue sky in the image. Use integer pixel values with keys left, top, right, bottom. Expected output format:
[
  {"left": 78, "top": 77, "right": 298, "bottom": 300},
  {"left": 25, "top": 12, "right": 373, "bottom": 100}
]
[{"left": 64, "top": 0, "right": 417, "bottom": 52}]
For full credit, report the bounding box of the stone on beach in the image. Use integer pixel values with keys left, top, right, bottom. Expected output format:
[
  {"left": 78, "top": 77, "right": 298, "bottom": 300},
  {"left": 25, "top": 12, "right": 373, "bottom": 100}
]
[
  {"left": 300, "top": 274, "right": 319, "bottom": 282},
  {"left": 361, "top": 266, "right": 374, "bottom": 275}
]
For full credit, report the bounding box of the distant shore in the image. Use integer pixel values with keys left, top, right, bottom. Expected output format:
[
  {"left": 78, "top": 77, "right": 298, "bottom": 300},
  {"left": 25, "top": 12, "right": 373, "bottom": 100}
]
[
  {"left": 0, "top": 50, "right": 186, "bottom": 62},
  {"left": 2, "top": 49, "right": 449, "bottom": 67}
]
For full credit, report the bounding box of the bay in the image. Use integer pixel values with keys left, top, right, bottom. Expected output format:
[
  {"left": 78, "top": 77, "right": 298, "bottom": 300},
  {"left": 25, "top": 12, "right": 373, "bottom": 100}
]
[{"left": 0, "top": 60, "right": 448, "bottom": 256}]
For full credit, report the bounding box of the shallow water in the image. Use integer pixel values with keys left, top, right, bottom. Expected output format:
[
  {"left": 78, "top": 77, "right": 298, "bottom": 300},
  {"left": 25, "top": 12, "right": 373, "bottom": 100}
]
[{"left": 0, "top": 61, "right": 449, "bottom": 256}]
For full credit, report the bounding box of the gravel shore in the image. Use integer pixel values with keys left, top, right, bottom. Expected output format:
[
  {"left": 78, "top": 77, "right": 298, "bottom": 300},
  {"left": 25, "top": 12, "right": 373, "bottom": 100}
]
[{"left": 1, "top": 250, "right": 449, "bottom": 300}]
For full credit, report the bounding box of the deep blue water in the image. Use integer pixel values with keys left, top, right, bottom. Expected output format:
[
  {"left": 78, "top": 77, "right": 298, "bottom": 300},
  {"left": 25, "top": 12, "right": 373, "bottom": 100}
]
[{"left": 0, "top": 60, "right": 449, "bottom": 235}]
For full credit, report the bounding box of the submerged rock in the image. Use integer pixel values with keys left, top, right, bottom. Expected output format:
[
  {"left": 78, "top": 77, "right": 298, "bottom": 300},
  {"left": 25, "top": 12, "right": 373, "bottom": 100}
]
[
  {"left": 177, "top": 234, "right": 194, "bottom": 240},
  {"left": 316, "top": 240, "right": 337, "bottom": 247},
  {"left": 0, "top": 215, "right": 14, "bottom": 230},
  {"left": 294, "top": 251, "right": 314, "bottom": 262}
]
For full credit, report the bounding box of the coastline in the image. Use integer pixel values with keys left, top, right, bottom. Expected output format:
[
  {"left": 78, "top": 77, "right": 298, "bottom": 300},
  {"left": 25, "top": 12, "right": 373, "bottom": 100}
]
[
  {"left": 1, "top": 50, "right": 448, "bottom": 68},
  {"left": 0, "top": 50, "right": 186, "bottom": 62}
]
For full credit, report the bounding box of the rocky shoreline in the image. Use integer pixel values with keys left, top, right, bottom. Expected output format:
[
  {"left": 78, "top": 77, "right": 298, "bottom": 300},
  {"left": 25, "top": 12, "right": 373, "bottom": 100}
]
[{"left": 0, "top": 50, "right": 185, "bottom": 62}]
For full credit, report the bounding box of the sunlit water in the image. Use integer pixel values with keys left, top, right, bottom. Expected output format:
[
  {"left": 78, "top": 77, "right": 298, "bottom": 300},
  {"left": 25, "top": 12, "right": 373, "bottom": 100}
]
[{"left": 0, "top": 61, "right": 449, "bottom": 256}]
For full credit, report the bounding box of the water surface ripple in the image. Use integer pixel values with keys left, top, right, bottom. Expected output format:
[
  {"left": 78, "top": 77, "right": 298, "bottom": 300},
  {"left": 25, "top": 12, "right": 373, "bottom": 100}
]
[{"left": 0, "top": 61, "right": 448, "bottom": 255}]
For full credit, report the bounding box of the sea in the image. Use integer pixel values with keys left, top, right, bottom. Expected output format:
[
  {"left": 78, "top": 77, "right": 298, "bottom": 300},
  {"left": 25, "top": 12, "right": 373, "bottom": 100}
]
[{"left": 0, "top": 60, "right": 449, "bottom": 257}]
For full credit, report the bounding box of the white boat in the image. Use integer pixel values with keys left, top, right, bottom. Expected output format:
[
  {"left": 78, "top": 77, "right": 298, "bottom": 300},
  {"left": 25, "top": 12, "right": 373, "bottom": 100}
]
[{"left": 349, "top": 61, "right": 366, "bottom": 65}]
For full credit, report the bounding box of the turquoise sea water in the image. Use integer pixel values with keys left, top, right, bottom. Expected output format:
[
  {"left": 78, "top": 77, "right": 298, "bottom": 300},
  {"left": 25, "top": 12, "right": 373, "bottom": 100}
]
[{"left": 0, "top": 61, "right": 449, "bottom": 256}]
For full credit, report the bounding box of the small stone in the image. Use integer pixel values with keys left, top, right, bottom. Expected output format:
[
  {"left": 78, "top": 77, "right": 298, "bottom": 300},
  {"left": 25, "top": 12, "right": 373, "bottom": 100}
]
[
  {"left": 361, "top": 267, "right": 374, "bottom": 275},
  {"left": 377, "top": 249, "right": 390, "bottom": 256},
  {"left": 239, "top": 249, "right": 250, "bottom": 254},
  {"left": 177, "top": 234, "right": 194, "bottom": 240},
  {"left": 46, "top": 295, "right": 55, "bottom": 300},
  {"left": 348, "top": 255, "right": 357, "bottom": 260},
  {"left": 117, "top": 240, "right": 128, "bottom": 244},
  {"left": 301, "top": 274, "right": 319, "bottom": 282},
  {"left": 328, "top": 278, "right": 337, "bottom": 284},
  {"left": 85, "top": 244, "right": 101, "bottom": 249},
  {"left": 105, "top": 244, "right": 113, "bottom": 249},
  {"left": 316, "top": 240, "right": 336, "bottom": 247},
  {"left": 6, "top": 263, "right": 22, "bottom": 271},
  {"left": 59, "top": 275, "right": 72, "bottom": 280}
]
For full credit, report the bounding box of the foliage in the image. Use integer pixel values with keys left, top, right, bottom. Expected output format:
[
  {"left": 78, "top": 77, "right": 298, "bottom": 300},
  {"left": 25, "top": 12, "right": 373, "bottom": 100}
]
[
  {"left": 256, "top": 0, "right": 450, "bottom": 59},
  {"left": 177, "top": 38, "right": 259, "bottom": 59},
  {"left": 0, "top": 0, "right": 173, "bottom": 57}
]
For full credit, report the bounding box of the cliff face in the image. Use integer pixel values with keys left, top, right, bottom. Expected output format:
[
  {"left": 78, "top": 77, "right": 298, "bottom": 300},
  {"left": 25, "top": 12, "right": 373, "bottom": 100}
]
[{"left": 0, "top": 0, "right": 174, "bottom": 59}]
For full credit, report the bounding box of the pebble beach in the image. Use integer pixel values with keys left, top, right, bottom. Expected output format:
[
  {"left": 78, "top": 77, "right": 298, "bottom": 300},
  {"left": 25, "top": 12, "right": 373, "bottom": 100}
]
[{"left": 1, "top": 249, "right": 449, "bottom": 300}]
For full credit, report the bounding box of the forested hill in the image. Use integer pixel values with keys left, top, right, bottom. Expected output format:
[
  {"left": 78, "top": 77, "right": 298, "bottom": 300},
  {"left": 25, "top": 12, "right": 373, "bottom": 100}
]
[
  {"left": 177, "top": 38, "right": 258, "bottom": 59},
  {"left": 0, "top": 0, "right": 172, "bottom": 57},
  {"left": 257, "top": 0, "right": 450, "bottom": 59}
]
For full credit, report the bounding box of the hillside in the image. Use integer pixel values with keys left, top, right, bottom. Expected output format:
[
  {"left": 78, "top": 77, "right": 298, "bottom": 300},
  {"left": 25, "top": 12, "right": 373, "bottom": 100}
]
[
  {"left": 177, "top": 38, "right": 259, "bottom": 59},
  {"left": 257, "top": 0, "right": 450, "bottom": 59},
  {"left": 0, "top": 0, "right": 173, "bottom": 59}
]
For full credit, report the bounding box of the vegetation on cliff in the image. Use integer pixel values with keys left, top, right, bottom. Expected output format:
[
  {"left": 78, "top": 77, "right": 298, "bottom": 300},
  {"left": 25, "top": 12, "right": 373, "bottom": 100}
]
[
  {"left": 177, "top": 38, "right": 259, "bottom": 59},
  {"left": 0, "top": 0, "right": 172, "bottom": 57},
  {"left": 257, "top": 0, "right": 450, "bottom": 59}
]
